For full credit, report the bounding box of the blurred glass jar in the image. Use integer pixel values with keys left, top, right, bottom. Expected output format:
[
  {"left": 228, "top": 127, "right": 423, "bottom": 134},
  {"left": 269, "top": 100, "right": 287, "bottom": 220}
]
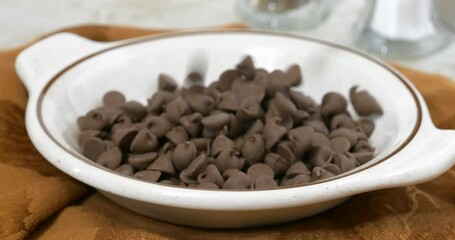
[
  {"left": 356, "top": 0, "right": 452, "bottom": 59},
  {"left": 236, "top": 0, "right": 332, "bottom": 30}
]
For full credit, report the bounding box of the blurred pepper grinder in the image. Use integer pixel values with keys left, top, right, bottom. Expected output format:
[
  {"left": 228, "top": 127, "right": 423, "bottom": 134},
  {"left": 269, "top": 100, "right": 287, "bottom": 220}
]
[{"left": 356, "top": 0, "right": 451, "bottom": 59}]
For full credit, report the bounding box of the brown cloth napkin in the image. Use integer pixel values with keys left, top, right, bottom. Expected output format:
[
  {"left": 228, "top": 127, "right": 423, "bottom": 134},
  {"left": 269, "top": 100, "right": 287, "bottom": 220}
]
[{"left": 1, "top": 25, "right": 455, "bottom": 240}]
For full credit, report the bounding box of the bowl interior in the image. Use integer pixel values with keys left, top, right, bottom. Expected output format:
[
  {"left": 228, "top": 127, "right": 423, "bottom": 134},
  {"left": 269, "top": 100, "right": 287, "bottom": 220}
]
[{"left": 39, "top": 32, "right": 419, "bottom": 177}]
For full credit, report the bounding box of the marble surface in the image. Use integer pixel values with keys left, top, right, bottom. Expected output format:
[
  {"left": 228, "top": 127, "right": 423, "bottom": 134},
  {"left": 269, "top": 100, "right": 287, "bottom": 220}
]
[{"left": 1, "top": 0, "right": 454, "bottom": 79}]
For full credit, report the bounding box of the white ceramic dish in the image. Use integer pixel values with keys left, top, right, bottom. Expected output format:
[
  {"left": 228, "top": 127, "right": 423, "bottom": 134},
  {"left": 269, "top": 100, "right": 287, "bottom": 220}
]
[{"left": 16, "top": 30, "right": 455, "bottom": 228}]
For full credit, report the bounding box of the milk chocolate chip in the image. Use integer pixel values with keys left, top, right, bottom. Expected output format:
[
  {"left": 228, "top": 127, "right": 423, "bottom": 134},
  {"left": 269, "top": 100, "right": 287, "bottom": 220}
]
[
  {"left": 115, "top": 164, "right": 134, "bottom": 176},
  {"left": 135, "top": 170, "right": 161, "bottom": 182},
  {"left": 265, "top": 153, "right": 289, "bottom": 177},
  {"left": 197, "top": 164, "right": 224, "bottom": 187},
  {"left": 158, "top": 74, "right": 178, "bottom": 92},
  {"left": 147, "top": 154, "right": 176, "bottom": 175},
  {"left": 211, "top": 135, "right": 235, "bottom": 157},
  {"left": 349, "top": 86, "right": 383, "bottom": 116},
  {"left": 130, "top": 129, "right": 158, "bottom": 153},
  {"left": 96, "top": 147, "right": 122, "bottom": 170},
  {"left": 82, "top": 137, "right": 105, "bottom": 161},
  {"left": 242, "top": 134, "right": 265, "bottom": 165},
  {"left": 128, "top": 152, "right": 158, "bottom": 170},
  {"left": 112, "top": 127, "right": 138, "bottom": 153},
  {"left": 173, "top": 141, "right": 197, "bottom": 171},
  {"left": 165, "top": 126, "right": 189, "bottom": 145},
  {"left": 236, "top": 56, "right": 255, "bottom": 80},
  {"left": 263, "top": 117, "right": 287, "bottom": 150},
  {"left": 103, "top": 91, "right": 126, "bottom": 108},
  {"left": 321, "top": 92, "right": 347, "bottom": 117},
  {"left": 254, "top": 176, "right": 278, "bottom": 189}
]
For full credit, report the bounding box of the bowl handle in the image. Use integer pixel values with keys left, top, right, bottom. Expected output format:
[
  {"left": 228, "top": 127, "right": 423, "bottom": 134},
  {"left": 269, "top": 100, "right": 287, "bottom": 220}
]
[
  {"left": 353, "top": 124, "right": 455, "bottom": 191},
  {"left": 15, "top": 33, "right": 115, "bottom": 94}
]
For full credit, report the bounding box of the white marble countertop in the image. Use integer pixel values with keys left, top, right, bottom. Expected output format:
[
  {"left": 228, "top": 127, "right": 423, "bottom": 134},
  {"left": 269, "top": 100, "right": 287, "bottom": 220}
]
[{"left": 1, "top": 0, "right": 454, "bottom": 80}]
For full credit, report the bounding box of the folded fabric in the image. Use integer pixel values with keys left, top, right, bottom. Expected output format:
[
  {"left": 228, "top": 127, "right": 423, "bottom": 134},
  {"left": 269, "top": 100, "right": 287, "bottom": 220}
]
[{"left": 0, "top": 25, "right": 454, "bottom": 240}]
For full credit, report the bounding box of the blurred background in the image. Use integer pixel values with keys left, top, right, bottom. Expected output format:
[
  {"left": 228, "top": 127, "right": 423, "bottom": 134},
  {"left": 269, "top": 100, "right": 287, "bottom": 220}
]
[{"left": 1, "top": 0, "right": 454, "bottom": 79}]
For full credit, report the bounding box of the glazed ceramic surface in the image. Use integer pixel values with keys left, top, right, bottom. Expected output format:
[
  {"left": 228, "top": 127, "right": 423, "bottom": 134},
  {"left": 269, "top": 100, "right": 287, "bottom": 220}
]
[{"left": 16, "top": 31, "right": 455, "bottom": 228}]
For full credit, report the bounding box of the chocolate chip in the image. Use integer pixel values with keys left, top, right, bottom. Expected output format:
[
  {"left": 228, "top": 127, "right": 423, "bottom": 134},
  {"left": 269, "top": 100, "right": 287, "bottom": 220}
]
[
  {"left": 246, "top": 119, "right": 264, "bottom": 135},
  {"left": 238, "top": 84, "right": 265, "bottom": 102},
  {"left": 352, "top": 151, "right": 375, "bottom": 165},
  {"left": 223, "top": 173, "right": 252, "bottom": 190},
  {"left": 96, "top": 147, "right": 122, "bottom": 170},
  {"left": 77, "top": 110, "right": 106, "bottom": 131},
  {"left": 79, "top": 130, "right": 101, "bottom": 145},
  {"left": 247, "top": 163, "right": 274, "bottom": 180},
  {"left": 128, "top": 152, "right": 158, "bottom": 170},
  {"left": 187, "top": 95, "right": 215, "bottom": 116},
  {"left": 165, "top": 126, "right": 189, "bottom": 145},
  {"left": 236, "top": 55, "right": 255, "bottom": 80},
  {"left": 331, "top": 113, "right": 356, "bottom": 130},
  {"left": 147, "top": 154, "right": 176, "bottom": 176},
  {"left": 357, "top": 119, "right": 375, "bottom": 137},
  {"left": 165, "top": 97, "right": 191, "bottom": 123},
  {"left": 289, "top": 90, "right": 316, "bottom": 112},
  {"left": 180, "top": 153, "right": 208, "bottom": 184},
  {"left": 147, "top": 91, "right": 177, "bottom": 114},
  {"left": 330, "top": 137, "right": 351, "bottom": 154},
  {"left": 237, "top": 98, "right": 262, "bottom": 121},
  {"left": 309, "top": 146, "right": 333, "bottom": 167},
  {"left": 252, "top": 68, "right": 269, "bottom": 87},
  {"left": 111, "top": 114, "right": 133, "bottom": 133},
  {"left": 311, "top": 132, "right": 331, "bottom": 148},
  {"left": 227, "top": 113, "right": 242, "bottom": 138},
  {"left": 311, "top": 166, "right": 335, "bottom": 181},
  {"left": 143, "top": 115, "right": 173, "bottom": 138},
  {"left": 304, "top": 120, "right": 329, "bottom": 136},
  {"left": 115, "top": 164, "right": 134, "bottom": 176},
  {"left": 197, "top": 164, "right": 224, "bottom": 187},
  {"left": 103, "top": 91, "right": 126, "bottom": 108},
  {"left": 211, "top": 135, "right": 235, "bottom": 157},
  {"left": 215, "top": 149, "right": 244, "bottom": 173},
  {"left": 82, "top": 137, "right": 105, "bottom": 161},
  {"left": 218, "top": 91, "right": 239, "bottom": 112},
  {"left": 158, "top": 74, "right": 178, "bottom": 92},
  {"left": 349, "top": 86, "right": 383, "bottom": 116},
  {"left": 190, "top": 138, "right": 211, "bottom": 154},
  {"left": 283, "top": 64, "right": 302, "bottom": 87},
  {"left": 287, "top": 126, "right": 313, "bottom": 158},
  {"left": 253, "top": 176, "right": 278, "bottom": 189},
  {"left": 201, "top": 113, "right": 230, "bottom": 130},
  {"left": 112, "top": 127, "right": 138, "bottom": 153},
  {"left": 120, "top": 101, "right": 147, "bottom": 122},
  {"left": 275, "top": 141, "right": 295, "bottom": 164},
  {"left": 179, "top": 113, "right": 202, "bottom": 138},
  {"left": 329, "top": 128, "right": 358, "bottom": 146},
  {"left": 322, "top": 163, "right": 342, "bottom": 175},
  {"left": 241, "top": 134, "right": 265, "bottom": 165},
  {"left": 321, "top": 92, "right": 347, "bottom": 118},
  {"left": 218, "top": 70, "right": 239, "bottom": 91},
  {"left": 129, "top": 129, "right": 158, "bottom": 154},
  {"left": 194, "top": 182, "right": 220, "bottom": 189},
  {"left": 102, "top": 140, "right": 114, "bottom": 150},
  {"left": 283, "top": 174, "right": 312, "bottom": 186},
  {"left": 173, "top": 141, "right": 197, "bottom": 171},
  {"left": 286, "top": 161, "right": 311, "bottom": 178},
  {"left": 264, "top": 153, "right": 289, "bottom": 177},
  {"left": 353, "top": 139, "right": 375, "bottom": 153},
  {"left": 334, "top": 152, "right": 358, "bottom": 173},
  {"left": 134, "top": 170, "right": 161, "bottom": 182},
  {"left": 222, "top": 169, "right": 244, "bottom": 179},
  {"left": 263, "top": 117, "right": 287, "bottom": 150}
]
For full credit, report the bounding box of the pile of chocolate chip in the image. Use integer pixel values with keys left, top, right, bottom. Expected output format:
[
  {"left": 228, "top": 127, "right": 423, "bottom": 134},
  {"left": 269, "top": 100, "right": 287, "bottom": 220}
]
[{"left": 77, "top": 56, "right": 383, "bottom": 190}]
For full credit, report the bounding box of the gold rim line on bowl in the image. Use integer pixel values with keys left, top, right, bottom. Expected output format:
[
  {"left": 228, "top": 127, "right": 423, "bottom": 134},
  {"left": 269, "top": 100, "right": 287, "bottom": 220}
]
[{"left": 36, "top": 30, "right": 423, "bottom": 191}]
